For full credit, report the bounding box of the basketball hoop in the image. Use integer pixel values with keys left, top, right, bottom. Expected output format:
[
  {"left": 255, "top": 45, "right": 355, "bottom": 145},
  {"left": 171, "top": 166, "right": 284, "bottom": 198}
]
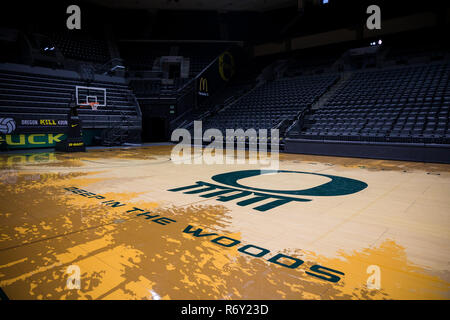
[
  {"left": 75, "top": 86, "right": 106, "bottom": 110},
  {"left": 89, "top": 102, "right": 99, "bottom": 111}
]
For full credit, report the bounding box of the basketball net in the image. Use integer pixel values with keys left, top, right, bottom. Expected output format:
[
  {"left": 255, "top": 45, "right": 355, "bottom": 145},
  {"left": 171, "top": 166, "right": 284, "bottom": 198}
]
[{"left": 89, "top": 102, "right": 99, "bottom": 111}]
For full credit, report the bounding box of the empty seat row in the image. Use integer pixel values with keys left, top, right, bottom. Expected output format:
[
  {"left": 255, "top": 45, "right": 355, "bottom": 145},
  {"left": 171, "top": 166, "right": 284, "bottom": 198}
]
[{"left": 299, "top": 62, "right": 450, "bottom": 144}]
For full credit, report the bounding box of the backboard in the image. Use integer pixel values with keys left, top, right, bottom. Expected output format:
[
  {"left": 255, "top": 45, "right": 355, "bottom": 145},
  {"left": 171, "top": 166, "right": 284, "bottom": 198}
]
[{"left": 75, "top": 86, "right": 107, "bottom": 107}]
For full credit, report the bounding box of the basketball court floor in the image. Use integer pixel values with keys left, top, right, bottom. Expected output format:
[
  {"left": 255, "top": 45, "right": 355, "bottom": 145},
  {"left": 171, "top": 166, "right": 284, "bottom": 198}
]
[{"left": 0, "top": 145, "right": 449, "bottom": 299}]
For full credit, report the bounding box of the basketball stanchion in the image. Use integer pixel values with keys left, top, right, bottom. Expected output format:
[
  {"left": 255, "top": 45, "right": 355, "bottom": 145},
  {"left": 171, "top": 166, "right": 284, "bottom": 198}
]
[{"left": 54, "top": 95, "right": 86, "bottom": 152}]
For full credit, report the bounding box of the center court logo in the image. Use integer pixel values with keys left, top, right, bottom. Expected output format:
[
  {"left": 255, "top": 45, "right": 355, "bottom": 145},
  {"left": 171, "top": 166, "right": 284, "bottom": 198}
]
[
  {"left": 168, "top": 169, "right": 368, "bottom": 212},
  {"left": 170, "top": 121, "right": 367, "bottom": 211}
]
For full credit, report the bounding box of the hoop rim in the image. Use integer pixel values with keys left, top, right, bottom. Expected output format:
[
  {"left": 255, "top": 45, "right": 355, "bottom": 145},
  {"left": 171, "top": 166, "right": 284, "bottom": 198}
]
[{"left": 89, "top": 102, "right": 99, "bottom": 110}]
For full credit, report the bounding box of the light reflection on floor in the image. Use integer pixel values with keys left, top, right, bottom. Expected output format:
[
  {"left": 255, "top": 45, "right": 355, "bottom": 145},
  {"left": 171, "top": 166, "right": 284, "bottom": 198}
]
[{"left": 0, "top": 145, "right": 449, "bottom": 299}]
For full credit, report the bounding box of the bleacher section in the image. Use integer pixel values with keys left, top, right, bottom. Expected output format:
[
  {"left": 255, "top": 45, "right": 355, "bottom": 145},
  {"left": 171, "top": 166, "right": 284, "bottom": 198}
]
[
  {"left": 171, "top": 82, "right": 253, "bottom": 132},
  {"left": 50, "top": 31, "right": 111, "bottom": 64},
  {"left": 297, "top": 62, "right": 450, "bottom": 144},
  {"left": 201, "top": 74, "right": 339, "bottom": 132},
  {"left": 0, "top": 65, "right": 141, "bottom": 143}
]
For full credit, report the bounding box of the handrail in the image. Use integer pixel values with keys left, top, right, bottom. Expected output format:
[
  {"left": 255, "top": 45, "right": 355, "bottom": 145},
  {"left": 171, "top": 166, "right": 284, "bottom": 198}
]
[
  {"left": 177, "top": 82, "right": 255, "bottom": 132},
  {"left": 176, "top": 45, "right": 233, "bottom": 95},
  {"left": 171, "top": 48, "right": 232, "bottom": 128},
  {"left": 179, "top": 103, "right": 220, "bottom": 131},
  {"left": 168, "top": 46, "right": 238, "bottom": 131},
  {"left": 95, "top": 57, "right": 125, "bottom": 74},
  {"left": 127, "top": 90, "right": 142, "bottom": 118},
  {"left": 216, "top": 83, "right": 257, "bottom": 115},
  {"left": 169, "top": 107, "right": 193, "bottom": 126},
  {"left": 274, "top": 117, "right": 289, "bottom": 129},
  {"left": 285, "top": 106, "right": 310, "bottom": 135},
  {"left": 96, "top": 57, "right": 124, "bottom": 69}
]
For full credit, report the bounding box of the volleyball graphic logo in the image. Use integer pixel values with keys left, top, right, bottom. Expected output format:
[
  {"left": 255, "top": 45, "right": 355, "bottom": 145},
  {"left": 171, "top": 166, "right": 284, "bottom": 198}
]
[{"left": 0, "top": 118, "right": 16, "bottom": 134}]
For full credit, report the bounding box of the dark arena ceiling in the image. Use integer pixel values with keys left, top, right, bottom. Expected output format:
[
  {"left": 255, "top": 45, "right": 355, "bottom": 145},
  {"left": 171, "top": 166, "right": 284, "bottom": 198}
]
[{"left": 84, "top": 0, "right": 298, "bottom": 11}]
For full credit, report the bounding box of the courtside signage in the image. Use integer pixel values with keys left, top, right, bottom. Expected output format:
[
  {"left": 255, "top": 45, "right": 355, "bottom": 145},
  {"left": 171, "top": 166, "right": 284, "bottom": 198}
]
[{"left": 0, "top": 133, "right": 67, "bottom": 148}]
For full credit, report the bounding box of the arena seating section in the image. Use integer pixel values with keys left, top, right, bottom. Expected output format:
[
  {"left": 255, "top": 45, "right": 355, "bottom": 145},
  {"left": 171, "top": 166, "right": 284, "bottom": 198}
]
[
  {"left": 201, "top": 74, "right": 338, "bottom": 133},
  {"left": 0, "top": 68, "right": 141, "bottom": 131},
  {"left": 298, "top": 62, "right": 450, "bottom": 144},
  {"left": 49, "top": 31, "right": 111, "bottom": 64},
  {"left": 172, "top": 81, "right": 253, "bottom": 131},
  {"left": 1, "top": 10, "right": 449, "bottom": 157}
]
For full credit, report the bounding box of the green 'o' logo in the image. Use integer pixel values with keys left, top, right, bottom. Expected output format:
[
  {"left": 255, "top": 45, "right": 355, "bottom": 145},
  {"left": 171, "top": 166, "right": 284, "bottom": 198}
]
[{"left": 211, "top": 170, "right": 367, "bottom": 197}]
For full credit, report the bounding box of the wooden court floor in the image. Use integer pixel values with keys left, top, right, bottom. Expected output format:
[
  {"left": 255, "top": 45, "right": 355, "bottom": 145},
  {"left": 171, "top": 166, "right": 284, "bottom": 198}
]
[{"left": 0, "top": 145, "right": 449, "bottom": 300}]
